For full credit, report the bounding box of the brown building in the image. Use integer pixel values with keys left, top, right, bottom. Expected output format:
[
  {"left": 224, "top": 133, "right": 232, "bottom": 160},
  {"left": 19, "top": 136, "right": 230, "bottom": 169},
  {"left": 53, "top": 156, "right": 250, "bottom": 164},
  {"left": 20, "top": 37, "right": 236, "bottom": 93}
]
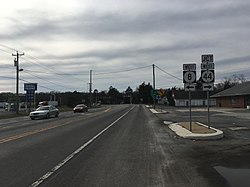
[{"left": 211, "top": 82, "right": 250, "bottom": 108}]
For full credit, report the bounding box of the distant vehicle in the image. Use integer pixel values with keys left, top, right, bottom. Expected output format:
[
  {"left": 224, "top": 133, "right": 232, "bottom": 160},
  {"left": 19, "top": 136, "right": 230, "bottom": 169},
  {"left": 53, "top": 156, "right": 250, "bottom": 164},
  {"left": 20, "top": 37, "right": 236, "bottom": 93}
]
[
  {"left": 38, "top": 101, "right": 58, "bottom": 107},
  {"left": 73, "top": 104, "right": 88, "bottom": 113},
  {"left": 29, "top": 105, "right": 59, "bottom": 120}
]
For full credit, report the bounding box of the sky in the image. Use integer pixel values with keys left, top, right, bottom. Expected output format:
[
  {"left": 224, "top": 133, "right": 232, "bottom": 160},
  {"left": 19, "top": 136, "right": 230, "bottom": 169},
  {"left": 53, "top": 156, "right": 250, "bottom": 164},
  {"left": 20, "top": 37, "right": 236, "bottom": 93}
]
[{"left": 0, "top": 0, "right": 250, "bottom": 93}]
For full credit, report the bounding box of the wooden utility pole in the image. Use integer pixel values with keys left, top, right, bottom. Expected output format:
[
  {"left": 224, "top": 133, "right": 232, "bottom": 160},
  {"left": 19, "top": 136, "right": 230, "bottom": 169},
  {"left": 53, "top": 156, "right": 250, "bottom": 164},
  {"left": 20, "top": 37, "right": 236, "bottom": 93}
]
[
  {"left": 12, "top": 51, "right": 24, "bottom": 114},
  {"left": 89, "top": 70, "right": 93, "bottom": 108}
]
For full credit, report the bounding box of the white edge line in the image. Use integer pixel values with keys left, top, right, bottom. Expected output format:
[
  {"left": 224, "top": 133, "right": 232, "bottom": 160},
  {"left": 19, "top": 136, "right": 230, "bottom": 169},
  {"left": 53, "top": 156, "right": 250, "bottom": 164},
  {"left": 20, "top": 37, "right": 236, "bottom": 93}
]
[{"left": 30, "top": 106, "right": 135, "bottom": 187}]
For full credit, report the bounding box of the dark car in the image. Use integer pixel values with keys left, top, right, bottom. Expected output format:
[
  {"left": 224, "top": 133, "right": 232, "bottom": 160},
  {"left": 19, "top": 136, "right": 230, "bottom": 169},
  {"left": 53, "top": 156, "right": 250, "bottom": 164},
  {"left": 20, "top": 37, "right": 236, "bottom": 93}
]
[{"left": 73, "top": 104, "right": 88, "bottom": 113}]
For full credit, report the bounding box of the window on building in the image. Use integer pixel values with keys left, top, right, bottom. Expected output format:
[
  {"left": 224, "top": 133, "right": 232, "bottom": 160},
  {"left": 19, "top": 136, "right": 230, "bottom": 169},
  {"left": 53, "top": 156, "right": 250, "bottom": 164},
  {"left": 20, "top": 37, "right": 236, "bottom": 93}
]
[{"left": 231, "top": 96, "right": 237, "bottom": 105}]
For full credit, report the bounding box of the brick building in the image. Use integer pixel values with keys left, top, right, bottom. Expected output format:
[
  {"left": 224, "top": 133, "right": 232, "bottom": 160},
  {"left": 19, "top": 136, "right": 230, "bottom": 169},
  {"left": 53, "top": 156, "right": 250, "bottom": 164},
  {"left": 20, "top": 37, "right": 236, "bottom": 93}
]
[{"left": 211, "top": 82, "right": 250, "bottom": 108}]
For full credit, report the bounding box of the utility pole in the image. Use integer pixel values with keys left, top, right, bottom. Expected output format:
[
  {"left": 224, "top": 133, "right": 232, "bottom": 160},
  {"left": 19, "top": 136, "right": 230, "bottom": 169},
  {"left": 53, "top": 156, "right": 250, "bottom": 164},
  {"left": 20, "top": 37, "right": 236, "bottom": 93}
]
[
  {"left": 153, "top": 64, "right": 156, "bottom": 109},
  {"left": 89, "top": 70, "right": 93, "bottom": 108},
  {"left": 12, "top": 51, "right": 24, "bottom": 114}
]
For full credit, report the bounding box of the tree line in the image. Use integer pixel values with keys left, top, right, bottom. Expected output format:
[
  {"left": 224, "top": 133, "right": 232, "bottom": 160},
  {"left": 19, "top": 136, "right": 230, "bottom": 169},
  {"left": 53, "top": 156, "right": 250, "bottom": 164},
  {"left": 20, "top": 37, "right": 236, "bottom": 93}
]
[{"left": 0, "top": 74, "right": 247, "bottom": 107}]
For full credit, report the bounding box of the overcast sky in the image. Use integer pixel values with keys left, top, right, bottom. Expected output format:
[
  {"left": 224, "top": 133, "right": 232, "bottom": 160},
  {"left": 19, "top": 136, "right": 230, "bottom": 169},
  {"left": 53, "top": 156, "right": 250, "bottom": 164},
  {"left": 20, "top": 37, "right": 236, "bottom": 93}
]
[{"left": 0, "top": 0, "right": 249, "bottom": 93}]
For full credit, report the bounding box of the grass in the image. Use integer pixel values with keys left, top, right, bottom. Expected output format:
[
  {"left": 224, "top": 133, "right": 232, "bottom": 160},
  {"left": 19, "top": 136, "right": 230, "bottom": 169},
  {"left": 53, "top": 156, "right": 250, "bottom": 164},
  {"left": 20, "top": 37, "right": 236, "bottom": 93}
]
[{"left": 0, "top": 111, "right": 28, "bottom": 119}]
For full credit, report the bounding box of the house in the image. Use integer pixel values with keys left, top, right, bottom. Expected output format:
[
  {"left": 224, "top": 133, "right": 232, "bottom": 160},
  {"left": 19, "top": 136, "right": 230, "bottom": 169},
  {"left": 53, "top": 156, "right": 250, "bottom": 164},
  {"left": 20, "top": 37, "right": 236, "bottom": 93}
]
[
  {"left": 211, "top": 81, "right": 250, "bottom": 108},
  {"left": 173, "top": 90, "right": 216, "bottom": 107}
]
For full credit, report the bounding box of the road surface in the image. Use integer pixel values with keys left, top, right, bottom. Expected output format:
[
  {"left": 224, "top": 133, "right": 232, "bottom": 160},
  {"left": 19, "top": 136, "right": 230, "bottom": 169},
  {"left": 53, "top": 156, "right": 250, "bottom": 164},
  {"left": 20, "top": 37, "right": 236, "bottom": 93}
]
[{"left": 0, "top": 105, "right": 233, "bottom": 187}]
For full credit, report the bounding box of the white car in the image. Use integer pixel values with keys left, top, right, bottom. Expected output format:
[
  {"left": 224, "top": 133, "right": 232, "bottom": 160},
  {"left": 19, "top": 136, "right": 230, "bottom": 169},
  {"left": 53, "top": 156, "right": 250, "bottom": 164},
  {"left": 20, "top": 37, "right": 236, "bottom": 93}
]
[{"left": 29, "top": 105, "right": 59, "bottom": 120}]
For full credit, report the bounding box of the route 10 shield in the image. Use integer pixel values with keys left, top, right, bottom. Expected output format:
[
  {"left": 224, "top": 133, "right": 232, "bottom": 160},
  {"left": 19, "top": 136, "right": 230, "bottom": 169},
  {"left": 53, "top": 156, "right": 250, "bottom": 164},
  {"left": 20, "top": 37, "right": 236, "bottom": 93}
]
[{"left": 183, "top": 71, "right": 196, "bottom": 83}]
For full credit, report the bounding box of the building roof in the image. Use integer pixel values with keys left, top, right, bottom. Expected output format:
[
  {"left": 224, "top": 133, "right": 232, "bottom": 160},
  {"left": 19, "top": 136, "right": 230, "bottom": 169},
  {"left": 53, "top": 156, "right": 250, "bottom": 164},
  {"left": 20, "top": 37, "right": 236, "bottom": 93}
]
[{"left": 211, "top": 81, "right": 250, "bottom": 98}]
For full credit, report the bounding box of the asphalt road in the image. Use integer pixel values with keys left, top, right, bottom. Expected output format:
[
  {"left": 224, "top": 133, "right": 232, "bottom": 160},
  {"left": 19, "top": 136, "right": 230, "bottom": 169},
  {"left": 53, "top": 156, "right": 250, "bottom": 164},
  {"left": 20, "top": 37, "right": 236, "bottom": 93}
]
[
  {"left": 156, "top": 106, "right": 250, "bottom": 187},
  {"left": 1, "top": 105, "right": 249, "bottom": 187}
]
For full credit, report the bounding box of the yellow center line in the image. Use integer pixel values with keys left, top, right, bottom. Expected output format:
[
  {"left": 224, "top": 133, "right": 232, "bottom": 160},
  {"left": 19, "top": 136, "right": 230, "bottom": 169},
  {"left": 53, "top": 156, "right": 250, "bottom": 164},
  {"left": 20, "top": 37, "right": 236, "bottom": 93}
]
[
  {"left": 0, "top": 108, "right": 112, "bottom": 144},
  {"left": 0, "top": 122, "right": 71, "bottom": 144}
]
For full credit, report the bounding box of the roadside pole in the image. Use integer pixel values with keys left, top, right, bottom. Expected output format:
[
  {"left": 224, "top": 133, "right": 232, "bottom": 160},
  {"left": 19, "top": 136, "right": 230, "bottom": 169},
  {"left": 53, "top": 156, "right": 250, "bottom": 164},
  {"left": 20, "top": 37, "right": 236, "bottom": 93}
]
[
  {"left": 201, "top": 54, "right": 215, "bottom": 129},
  {"left": 189, "top": 91, "right": 192, "bottom": 131},
  {"left": 152, "top": 64, "right": 156, "bottom": 109},
  {"left": 207, "top": 91, "right": 211, "bottom": 128},
  {"left": 183, "top": 63, "right": 196, "bottom": 132}
]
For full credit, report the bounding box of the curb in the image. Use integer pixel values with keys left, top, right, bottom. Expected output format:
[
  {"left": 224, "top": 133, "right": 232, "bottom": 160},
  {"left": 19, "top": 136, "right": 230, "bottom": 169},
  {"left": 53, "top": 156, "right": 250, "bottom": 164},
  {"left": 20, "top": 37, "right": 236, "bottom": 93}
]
[
  {"left": 167, "top": 122, "right": 224, "bottom": 140},
  {"left": 149, "top": 109, "right": 168, "bottom": 114}
]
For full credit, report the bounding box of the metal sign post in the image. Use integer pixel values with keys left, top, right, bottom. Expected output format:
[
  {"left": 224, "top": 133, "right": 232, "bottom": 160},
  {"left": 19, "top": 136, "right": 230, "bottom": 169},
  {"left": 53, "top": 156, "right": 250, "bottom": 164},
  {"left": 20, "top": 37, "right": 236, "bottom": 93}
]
[
  {"left": 189, "top": 91, "right": 192, "bottom": 131},
  {"left": 207, "top": 91, "right": 210, "bottom": 128},
  {"left": 201, "top": 54, "right": 215, "bottom": 128},
  {"left": 183, "top": 63, "right": 196, "bottom": 132}
]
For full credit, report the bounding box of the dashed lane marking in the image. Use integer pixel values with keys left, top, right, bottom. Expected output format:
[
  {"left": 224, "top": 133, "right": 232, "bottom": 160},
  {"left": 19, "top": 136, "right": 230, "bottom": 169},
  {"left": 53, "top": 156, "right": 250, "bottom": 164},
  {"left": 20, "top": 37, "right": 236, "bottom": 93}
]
[{"left": 29, "top": 106, "right": 135, "bottom": 187}]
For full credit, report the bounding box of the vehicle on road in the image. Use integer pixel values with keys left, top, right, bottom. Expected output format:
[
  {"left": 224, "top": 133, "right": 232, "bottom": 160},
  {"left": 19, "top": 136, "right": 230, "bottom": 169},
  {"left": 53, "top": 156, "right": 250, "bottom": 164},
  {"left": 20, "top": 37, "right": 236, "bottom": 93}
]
[
  {"left": 29, "top": 105, "right": 59, "bottom": 120},
  {"left": 73, "top": 104, "right": 88, "bottom": 113}
]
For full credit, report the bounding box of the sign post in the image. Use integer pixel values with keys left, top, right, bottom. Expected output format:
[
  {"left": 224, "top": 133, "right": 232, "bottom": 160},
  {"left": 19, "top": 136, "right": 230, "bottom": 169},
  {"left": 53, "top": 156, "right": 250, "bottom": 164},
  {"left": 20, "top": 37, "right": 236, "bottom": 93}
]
[
  {"left": 183, "top": 63, "right": 196, "bottom": 131},
  {"left": 201, "top": 54, "right": 215, "bottom": 128}
]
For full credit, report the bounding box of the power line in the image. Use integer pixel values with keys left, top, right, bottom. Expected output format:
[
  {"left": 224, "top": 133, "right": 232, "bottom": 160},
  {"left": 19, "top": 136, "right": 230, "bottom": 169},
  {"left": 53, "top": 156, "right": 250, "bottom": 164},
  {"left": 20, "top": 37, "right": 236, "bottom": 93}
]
[
  {"left": 0, "top": 48, "right": 11, "bottom": 54},
  {"left": 23, "top": 54, "right": 83, "bottom": 81},
  {"left": 0, "top": 43, "right": 17, "bottom": 51},
  {"left": 22, "top": 69, "right": 90, "bottom": 76},
  {"left": 0, "top": 76, "right": 15, "bottom": 80},
  {"left": 155, "top": 65, "right": 182, "bottom": 81},
  {"left": 19, "top": 78, "right": 57, "bottom": 92},
  {"left": 23, "top": 70, "right": 77, "bottom": 91},
  {"left": 94, "top": 65, "right": 151, "bottom": 76}
]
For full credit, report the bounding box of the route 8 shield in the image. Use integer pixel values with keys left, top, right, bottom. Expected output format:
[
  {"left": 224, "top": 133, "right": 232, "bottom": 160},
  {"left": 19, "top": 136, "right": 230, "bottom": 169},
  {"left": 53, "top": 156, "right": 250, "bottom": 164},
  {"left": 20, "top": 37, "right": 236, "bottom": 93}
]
[{"left": 183, "top": 71, "right": 196, "bottom": 83}]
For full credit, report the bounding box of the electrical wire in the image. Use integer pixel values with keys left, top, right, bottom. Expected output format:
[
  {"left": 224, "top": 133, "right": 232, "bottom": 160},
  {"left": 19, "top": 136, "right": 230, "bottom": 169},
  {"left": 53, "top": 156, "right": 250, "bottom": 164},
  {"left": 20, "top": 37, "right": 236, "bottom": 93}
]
[
  {"left": 0, "top": 43, "right": 17, "bottom": 51},
  {"left": 23, "top": 70, "right": 77, "bottom": 91},
  {"left": 23, "top": 54, "right": 83, "bottom": 81},
  {"left": 94, "top": 65, "right": 151, "bottom": 76},
  {"left": 155, "top": 65, "right": 182, "bottom": 81},
  {"left": 19, "top": 78, "right": 57, "bottom": 91}
]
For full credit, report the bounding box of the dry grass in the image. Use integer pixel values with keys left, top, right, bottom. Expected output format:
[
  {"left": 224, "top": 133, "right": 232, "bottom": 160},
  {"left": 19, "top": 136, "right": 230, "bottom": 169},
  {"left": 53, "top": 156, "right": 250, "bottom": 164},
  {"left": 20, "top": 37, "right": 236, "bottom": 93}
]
[{"left": 180, "top": 122, "right": 216, "bottom": 134}]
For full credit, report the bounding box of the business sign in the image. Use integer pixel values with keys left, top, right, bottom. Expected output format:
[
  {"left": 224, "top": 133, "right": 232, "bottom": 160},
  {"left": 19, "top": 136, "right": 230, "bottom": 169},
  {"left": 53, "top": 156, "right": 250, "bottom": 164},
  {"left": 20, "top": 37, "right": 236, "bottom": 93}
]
[
  {"left": 26, "top": 90, "right": 35, "bottom": 102},
  {"left": 24, "top": 83, "right": 37, "bottom": 91},
  {"left": 201, "top": 54, "right": 213, "bottom": 63}
]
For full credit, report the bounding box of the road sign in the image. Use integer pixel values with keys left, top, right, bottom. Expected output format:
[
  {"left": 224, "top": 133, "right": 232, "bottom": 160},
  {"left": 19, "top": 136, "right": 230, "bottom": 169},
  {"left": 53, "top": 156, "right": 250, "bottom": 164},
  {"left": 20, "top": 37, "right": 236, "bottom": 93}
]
[
  {"left": 184, "top": 83, "right": 196, "bottom": 91},
  {"left": 183, "top": 71, "right": 196, "bottom": 83},
  {"left": 202, "top": 83, "right": 214, "bottom": 91},
  {"left": 201, "top": 54, "right": 213, "bottom": 63},
  {"left": 183, "top": 63, "right": 196, "bottom": 71},
  {"left": 151, "top": 89, "right": 156, "bottom": 96},
  {"left": 158, "top": 89, "right": 165, "bottom": 97},
  {"left": 201, "top": 62, "right": 214, "bottom": 70},
  {"left": 201, "top": 70, "right": 214, "bottom": 83},
  {"left": 156, "top": 95, "right": 161, "bottom": 100}
]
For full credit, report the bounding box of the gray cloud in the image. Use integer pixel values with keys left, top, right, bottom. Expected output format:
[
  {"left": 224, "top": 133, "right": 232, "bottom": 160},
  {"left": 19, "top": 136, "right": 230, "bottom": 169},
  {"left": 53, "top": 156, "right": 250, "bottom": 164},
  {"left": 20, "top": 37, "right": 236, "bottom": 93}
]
[{"left": 0, "top": 0, "right": 250, "bottom": 92}]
